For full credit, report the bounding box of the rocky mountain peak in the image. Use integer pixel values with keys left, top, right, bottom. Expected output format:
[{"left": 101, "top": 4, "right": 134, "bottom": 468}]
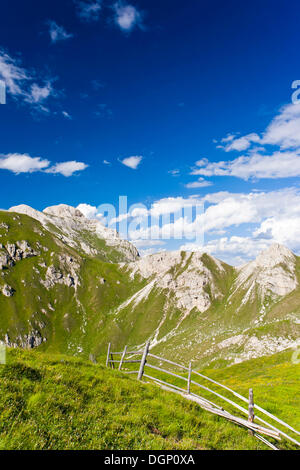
[
  {"left": 124, "top": 250, "right": 227, "bottom": 314},
  {"left": 8, "top": 203, "right": 139, "bottom": 262},
  {"left": 234, "top": 243, "right": 297, "bottom": 301},
  {"left": 43, "top": 204, "right": 84, "bottom": 219},
  {"left": 254, "top": 243, "right": 295, "bottom": 269},
  {"left": 9, "top": 204, "right": 49, "bottom": 225}
]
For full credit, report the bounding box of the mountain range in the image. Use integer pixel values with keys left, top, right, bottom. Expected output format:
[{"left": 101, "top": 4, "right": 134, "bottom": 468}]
[{"left": 0, "top": 204, "right": 299, "bottom": 368}]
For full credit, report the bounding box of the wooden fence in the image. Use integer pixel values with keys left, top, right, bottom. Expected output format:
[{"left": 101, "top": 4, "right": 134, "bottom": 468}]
[{"left": 106, "top": 342, "right": 300, "bottom": 450}]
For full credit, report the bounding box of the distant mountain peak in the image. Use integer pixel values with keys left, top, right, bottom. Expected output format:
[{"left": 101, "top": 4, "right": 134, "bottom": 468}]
[
  {"left": 234, "top": 243, "right": 297, "bottom": 301},
  {"left": 43, "top": 204, "right": 84, "bottom": 219},
  {"left": 255, "top": 243, "right": 295, "bottom": 268},
  {"left": 8, "top": 203, "right": 139, "bottom": 262}
]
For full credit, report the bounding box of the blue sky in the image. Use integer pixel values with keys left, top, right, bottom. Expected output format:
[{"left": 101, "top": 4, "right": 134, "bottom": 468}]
[{"left": 1, "top": 0, "right": 300, "bottom": 264}]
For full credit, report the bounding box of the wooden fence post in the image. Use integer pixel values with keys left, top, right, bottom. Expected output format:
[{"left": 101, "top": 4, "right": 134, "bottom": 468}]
[
  {"left": 248, "top": 388, "right": 254, "bottom": 422},
  {"left": 187, "top": 361, "right": 192, "bottom": 394},
  {"left": 119, "top": 345, "right": 127, "bottom": 371},
  {"left": 106, "top": 343, "right": 111, "bottom": 368},
  {"left": 248, "top": 388, "right": 254, "bottom": 435},
  {"left": 138, "top": 341, "right": 150, "bottom": 381}
]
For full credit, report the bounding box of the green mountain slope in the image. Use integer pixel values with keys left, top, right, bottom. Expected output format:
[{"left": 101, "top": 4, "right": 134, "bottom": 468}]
[
  {"left": 0, "top": 210, "right": 144, "bottom": 355},
  {"left": 0, "top": 348, "right": 290, "bottom": 450},
  {"left": 0, "top": 205, "right": 299, "bottom": 369}
]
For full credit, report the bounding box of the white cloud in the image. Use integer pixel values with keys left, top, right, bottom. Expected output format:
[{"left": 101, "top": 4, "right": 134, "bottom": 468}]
[
  {"left": 0, "top": 49, "right": 57, "bottom": 113},
  {"left": 76, "top": 203, "right": 103, "bottom": 219},
  {"left": 139, "top": 247, "right": 166, "bottom": 257},
  {"left": 0, "top": 50, "right": 29, "bottom": 97},
  {"left": 185, "top": 177, "right": 213, "bottom": 188},
  {"left": 201, "top": 188, "right": 300, "bottom": 233},
  {"left": 103, "top": 160, "right": 111, "bottom": 165},
  {"left": 126, "top": 188, "right": 300, "bottom": 262},
  {"left": 0, "top": 153, "right": 88, "bottom": 177},
  {"left": 191, "top": 150, "right": 300, "bottom": 180},
  {"left": 149, "top": 196, "right": 200, "bottom": 217},
  {"left": 46, "top": 161, "right": 88, "bottom": 177},
  {"left": 262, "top": 103, "right": 300, "bottom": 149},
  {"left": 26, "top": 82, "right": 53, "bottom": 104},
  {"left": 221, "top": 104, "right": 300, "bottom": 152},
  {"left": 180, "top": 236, "right": 273, "bottom": 266},
  {"left": 120, "top": 155, "right": 142, "bottom": 169},
  {"left": 48, "top": 21, "right": 73, "bottom": 43},
  {"left": 72, "top": 187, "right": 300, "bottom": 264},
  {"left": 132, "top": 239, "right": 166, "bottom": 248},
  {"left": 220, "top": 134, "right": 235, "bottom": 143},
  {"left": 168, "top": 169, "right": 180, "bottom": 176},
  {"left": 223, "top": 133, "right": 260, "bottom": 152},
  {"left": 74, "top": 0, "right": 102, "bottom": 21},
  {"left": 199, "top": 102, "right": 300, "bottom": 182},
  {"left": 62, "top": 111, "right": 72, "bottom": 119},
  {"left": 253, "top": 216, "right": 300, "bottom": 251},
  {"left": 0, "top": 153, "right": 50, "bottom": 174},
  {"left": 113, "top": 2, "right": 143, "bottom": 32}
]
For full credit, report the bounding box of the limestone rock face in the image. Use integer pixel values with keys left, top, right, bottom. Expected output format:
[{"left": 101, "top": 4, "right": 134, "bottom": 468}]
[
  {"left": 43, "top": 204, "right": 84, "bottom": 219},
  {"left": 9, "top": 204, "right": 139, "bottom": 262},
  {"left": 125, "top": 251, "right": 226, "bottom": 313},
  {"left": 234, "top": 243, "right": 298, "bottom": 302},
  {"left": 0, "top": 241, "right": 38, "bottom": 268},
  {"left": 4, "top": 331, "right": 46, "bottom": 349},
  {"left": 2, "top": 284, "right": 14, "bottom": 297},
  {"left": 0, "top": 250, "right": 11, "bottom": 269},
  {"left": 41, "top": 256, "right": 79, "bottom": 290}
]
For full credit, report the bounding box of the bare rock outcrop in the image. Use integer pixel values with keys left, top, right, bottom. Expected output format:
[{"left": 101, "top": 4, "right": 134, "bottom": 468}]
[
  {"left": 3, "top": 331, "right": 46, "bottom": 349},
  {"left": 0, "top": 241, "right": 38, "bottom": 270},
  {"left": 41, "top": 255, "right": 80, "bottom": 290},
  {"left": 9, "top": 204, "right": 139, "bottom": 262},
  {"left": 234, "top": 243, "right": 298, "bottom": 303},
  {"left": 125, "top": 251, "right": 226, "bottom": 313},
  {"left": 1, "top": 284, "right": 14, "bottom": 297}
]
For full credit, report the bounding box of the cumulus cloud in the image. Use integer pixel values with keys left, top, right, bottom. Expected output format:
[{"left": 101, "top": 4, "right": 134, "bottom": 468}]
[
  {"left": 0, "top": 153, "right": 50, "bottom": 174},
  {"left": 120, "top": 155, "right": 142, "bottom": 169},
  {"left": 48, "top": 21, "right": 73, "bottom": 43},
  {"left": 221, "top": 104, "right": 300, "bottom": 152},
  {"left": 180, "top": 236, "right": 273, "bottom": 266},
  {"left": 195, "top": 103, "right": 300, "bottom": 183},
  {"left": 125, "top": 188, "right": 300, "bottom": 262},
  {"left": 262, "top": 103, "right": 300, "bottom": 149},
  {"left": 113, "top": 2, "right": 143, "bottom": 32},
  {"left": 185, "top": 177, "right": 213, "bottom": 188},
  {"left": 0, "top": 153, "right": 88, "bottom": 177},
  {"left": 132, "top": 239, "right": 166, "bottom": 248},
  {"left": 0, "top": 49, "right": 57, "bottom": 113},
  {"left": 46, "top": 161, "right": 88, "bottom": 177},
  {"left": 191, "top": 150, "right": 300, "bottom": 180},
  {"left": 74, "top": 187, "right": 300, "bottom": 263},
  {"left": 76, "top": 203, "right": 103, "bottom": 219},
  {"left": 74, "top": 0, "right": 102, "bottom": 21},
  {"left": 220, "top": 133, "right": 261, "bottom": 152},
  {"left": 26, "top": 82, "right": 53, "bottom": 104}
]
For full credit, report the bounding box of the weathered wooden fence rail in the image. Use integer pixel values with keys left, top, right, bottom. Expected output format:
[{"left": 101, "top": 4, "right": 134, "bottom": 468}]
[{"left": 106, "top": 342, "right": 300, "bottom": 450}]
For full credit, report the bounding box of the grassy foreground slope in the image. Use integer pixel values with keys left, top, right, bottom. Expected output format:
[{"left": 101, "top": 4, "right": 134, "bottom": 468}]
[
  {"left": 0, "top": 349, "right": 271, "bottom": 450},
  {"left": 203, "top": 349, "right": 300, "bottom": 434},
  {"left": 122, "top": 349, "right": 299, "bottom": 449}
]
